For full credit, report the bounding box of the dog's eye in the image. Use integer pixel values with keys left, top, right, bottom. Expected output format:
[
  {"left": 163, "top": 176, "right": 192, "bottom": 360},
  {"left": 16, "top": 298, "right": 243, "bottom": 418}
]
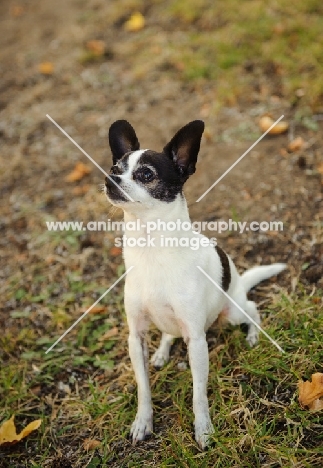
[{"left": 135, "top": 167, "right": 155, "bottom": 183}]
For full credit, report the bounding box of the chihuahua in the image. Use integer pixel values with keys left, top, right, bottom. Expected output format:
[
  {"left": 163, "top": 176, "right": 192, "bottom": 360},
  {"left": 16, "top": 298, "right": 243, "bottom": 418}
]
[{"left": 105, "top": 120, "right": 286, "bottom": 449}]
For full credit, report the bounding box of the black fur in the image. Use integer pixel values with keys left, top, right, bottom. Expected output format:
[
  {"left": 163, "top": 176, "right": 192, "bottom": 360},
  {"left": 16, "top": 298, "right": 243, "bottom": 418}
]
[
  {"left": 107, "top": 120, "right": 205, "bottom": 203},
  {"left": 136, "top": 150, "right": 183, "bottom": 202},
  {"left": 215, "top": 246, "right": 231, "bottom": 291},
  {"left": 109, "top": 120, "right": 140, "bottom": 165},
  {"left": 105, "top": 174, "right": 128, "bottom": 202},
  {"left": 163, "top": 120, "right": 204, "bottom": 181}
]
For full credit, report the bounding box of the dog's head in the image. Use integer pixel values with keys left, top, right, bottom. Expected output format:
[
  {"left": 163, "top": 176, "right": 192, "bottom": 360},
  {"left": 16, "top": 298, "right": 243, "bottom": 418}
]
[{"left": 105, "top": 120, "right": 204, "bottom": 209}]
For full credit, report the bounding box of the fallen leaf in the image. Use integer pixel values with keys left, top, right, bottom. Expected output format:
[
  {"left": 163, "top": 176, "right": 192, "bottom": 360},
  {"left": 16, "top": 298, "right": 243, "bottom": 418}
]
[
  {"left": 30, "top": 385, "right": 41, "bottom": 396},
  {"left": 298, "top": 373, "right": 323, "bottom": 411},
  {"left": 65, "top": 162, "right": 92, "bottom": 182},
  {"left": 99, "top": 326, "right": 119, "bottom": 341},
  {"left": 89, "top": 306, "right": 106, "bottom": 315},
  {"left": 0, "top": 416, "right": 41, "bottom": 446},
  {"left": 83, "top": 438, "right": 101, "bottom": 451},
  {"left": 312, "top": 297, "right": 322, "bottom": 304},
  {"left": 109, "top": 246, "right": 122, "bottom": 257},
  {"left": 317, "top": 162, "right": 323, "bottom": 175},
  {"left": 310, "top": 399, "right": 323, "bottom": 411},
  {"left": 86, "top": 40, "right": 105, "bottom": 56},
  {"left": 259, "top": 115, "right": 289, "bottom": 134},
  {"left": 124, "top": 12, "right": 145, "bottom": 32},
  {"left": 288, "top": 136, "right": 304, "bottom": 152},
  {"left": 11, "top": 5, "right": 25, "bottom": 17},
  {"left": 39, "top": 62, "right": 54, "bottom": 75}
]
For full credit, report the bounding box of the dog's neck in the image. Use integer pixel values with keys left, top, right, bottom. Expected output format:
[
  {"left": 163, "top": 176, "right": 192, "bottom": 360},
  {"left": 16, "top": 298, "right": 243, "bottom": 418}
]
[
  {"left": 123, "top": 194, "right": 190, "bottom": 226},
  {"left": 121, "top": 194, "right": 191, "bottom": 242}
]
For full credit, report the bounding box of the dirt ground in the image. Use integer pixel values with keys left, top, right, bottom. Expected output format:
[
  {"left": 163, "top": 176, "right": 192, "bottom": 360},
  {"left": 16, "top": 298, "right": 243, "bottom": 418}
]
[
  {"left": 1, "top": 0, "right": 323, "bottom": 467},
  {"left": 1, "top": 0, "right": 322, "bottom": 292}
]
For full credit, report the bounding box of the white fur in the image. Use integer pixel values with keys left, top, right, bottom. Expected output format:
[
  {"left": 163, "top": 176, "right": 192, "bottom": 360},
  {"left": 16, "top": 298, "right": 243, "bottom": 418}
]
[
  {"left": 107, "top": 184, "right": 286, "bottom": 448},
  {"left": 106, "top": 139, "right": 286, "bottom": 449}
]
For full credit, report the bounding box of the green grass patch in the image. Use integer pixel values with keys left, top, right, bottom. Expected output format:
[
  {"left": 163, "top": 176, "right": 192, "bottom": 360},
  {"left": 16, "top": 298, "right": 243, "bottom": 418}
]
[
  {"left": 108, "top": 0, "right": 323, "bottom": 110},
  {"left": 1, "top": 286, "right": 322, "bottom": 466}
]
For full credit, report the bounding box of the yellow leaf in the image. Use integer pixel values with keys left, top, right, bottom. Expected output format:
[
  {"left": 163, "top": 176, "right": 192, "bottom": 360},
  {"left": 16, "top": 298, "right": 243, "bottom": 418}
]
[
  {"left": 89, "top": 305, "right": 106, "bottom": 315},
  {"left": 287, "top": 136, "right": 304, "bottom": 152},
  {"left": 65, "top": 162, "right": 92, "bottom": 182},
  {"left": 83, "top": 438, "right": 101, "bottom": 450},
  {"left": 0, "top": 415, "right": 41, "bottom": 446},
  {"left": 310, "top": 399, "right": 323, "bottom": 411},
  {"left": 39, "top": 62, "right": 54, "bottom": 75},
  {"left": 259, "top": 115, "right": 289, "bottom": 134},
  {"left": 99, "top": 326, "right": 119, "bottom": 341},
  {"left": 124, "top": 12, "right": 145, "bottom": 32},
  {"left": 298, "top": 373, "right": 323, "bottom": 411}
]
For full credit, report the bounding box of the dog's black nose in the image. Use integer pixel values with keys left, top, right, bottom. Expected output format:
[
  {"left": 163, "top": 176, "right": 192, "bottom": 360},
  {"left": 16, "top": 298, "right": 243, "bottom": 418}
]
[{"left": 105, "top": 174, "right": 127, "bottom": 201}]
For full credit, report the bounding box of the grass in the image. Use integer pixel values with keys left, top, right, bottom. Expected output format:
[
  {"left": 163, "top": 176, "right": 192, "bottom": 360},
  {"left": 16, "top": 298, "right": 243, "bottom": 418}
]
[
  {"left": 101, "top": 0, "right": 323, "bottom": 111},
  {"left": 1, "top": 283, "right": 323, "bottom": 467},
  {"left": 1, "top": 0, "right": 323, "bottom": 465}
]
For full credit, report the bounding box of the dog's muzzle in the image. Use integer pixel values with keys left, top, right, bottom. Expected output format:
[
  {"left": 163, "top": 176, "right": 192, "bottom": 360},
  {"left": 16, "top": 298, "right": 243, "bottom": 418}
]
[{"left": 105, "top": 175, "right": 127, "bottom": 202}]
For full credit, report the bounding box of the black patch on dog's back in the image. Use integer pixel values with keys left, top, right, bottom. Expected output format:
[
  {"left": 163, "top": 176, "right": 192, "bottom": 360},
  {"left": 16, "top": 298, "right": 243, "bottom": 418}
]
[
  {"left": 216, "top": 246, "right": 231, "bottom": 291},
  {"left": 136, "top": 150, "right": 183, "bottom": 202}
]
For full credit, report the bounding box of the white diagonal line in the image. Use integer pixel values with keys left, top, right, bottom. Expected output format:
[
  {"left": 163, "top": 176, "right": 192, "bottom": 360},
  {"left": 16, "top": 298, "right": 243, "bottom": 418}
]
[
  {"left": 46, "top": 114, "right": 134, "bottom": 202},
  {"left": 45, "top": 266, "right": 134, "bottom": 354},
  {"left": 197, "top": 266, "right": 285, "bottom": 353},
  {"left": 196, "top": 115, "right": 285, "bottom": 202}
]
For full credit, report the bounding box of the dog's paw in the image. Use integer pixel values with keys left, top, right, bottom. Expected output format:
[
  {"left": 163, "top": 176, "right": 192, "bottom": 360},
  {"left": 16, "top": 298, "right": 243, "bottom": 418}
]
[
  {"left": 130, "top": 413, "right": 153, "bottom": 444},
  {"left": 194, "top": 416, "right": 214, "bottom": 450},
  {"left": 246, "top": 332, "right": 259, "bottom": 347},
  {"left": 151, "top": 350, "right": 169, "bottom": 369}
]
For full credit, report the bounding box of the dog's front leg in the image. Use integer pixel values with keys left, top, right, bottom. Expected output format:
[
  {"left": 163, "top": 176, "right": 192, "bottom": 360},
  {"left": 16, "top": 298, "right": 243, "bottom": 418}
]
[
  {"left": 128, "top": 323, "right": 153, "bottom": 444},
  {"left": 187, "top": 334, "right": 214, "bottom": 449}
]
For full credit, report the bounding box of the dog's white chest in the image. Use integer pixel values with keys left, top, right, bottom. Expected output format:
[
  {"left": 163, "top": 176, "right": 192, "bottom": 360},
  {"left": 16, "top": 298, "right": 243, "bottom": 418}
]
[
  {"left": 123, "top": 241, "right": 227, "bottom": 338},
  {"left": 124, "top": 246, "right": 196, "bottom": 336},
  {"left": 137, "top": 266, "right": 181, "bottom": 333}
]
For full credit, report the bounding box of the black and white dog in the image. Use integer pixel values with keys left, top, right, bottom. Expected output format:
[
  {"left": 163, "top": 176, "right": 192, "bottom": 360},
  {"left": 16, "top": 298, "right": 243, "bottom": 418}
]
[{"left": 105, "top": 120, "right": 285, "bottom": 449}]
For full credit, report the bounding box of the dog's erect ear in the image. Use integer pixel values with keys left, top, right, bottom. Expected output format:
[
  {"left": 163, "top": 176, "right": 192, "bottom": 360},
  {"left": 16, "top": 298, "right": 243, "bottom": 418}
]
[
  {"left": 109, "top": 120, "right": 140, "bottom": 164},
  {"left": 163, "top": 120, "right": 204, "bottom": 179}
]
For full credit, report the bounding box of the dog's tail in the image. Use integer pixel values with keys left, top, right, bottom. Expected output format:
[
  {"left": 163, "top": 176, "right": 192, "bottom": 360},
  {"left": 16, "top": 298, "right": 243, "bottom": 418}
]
[{"left": 241, "top": 263, "right": 286, "bottom": 292}]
